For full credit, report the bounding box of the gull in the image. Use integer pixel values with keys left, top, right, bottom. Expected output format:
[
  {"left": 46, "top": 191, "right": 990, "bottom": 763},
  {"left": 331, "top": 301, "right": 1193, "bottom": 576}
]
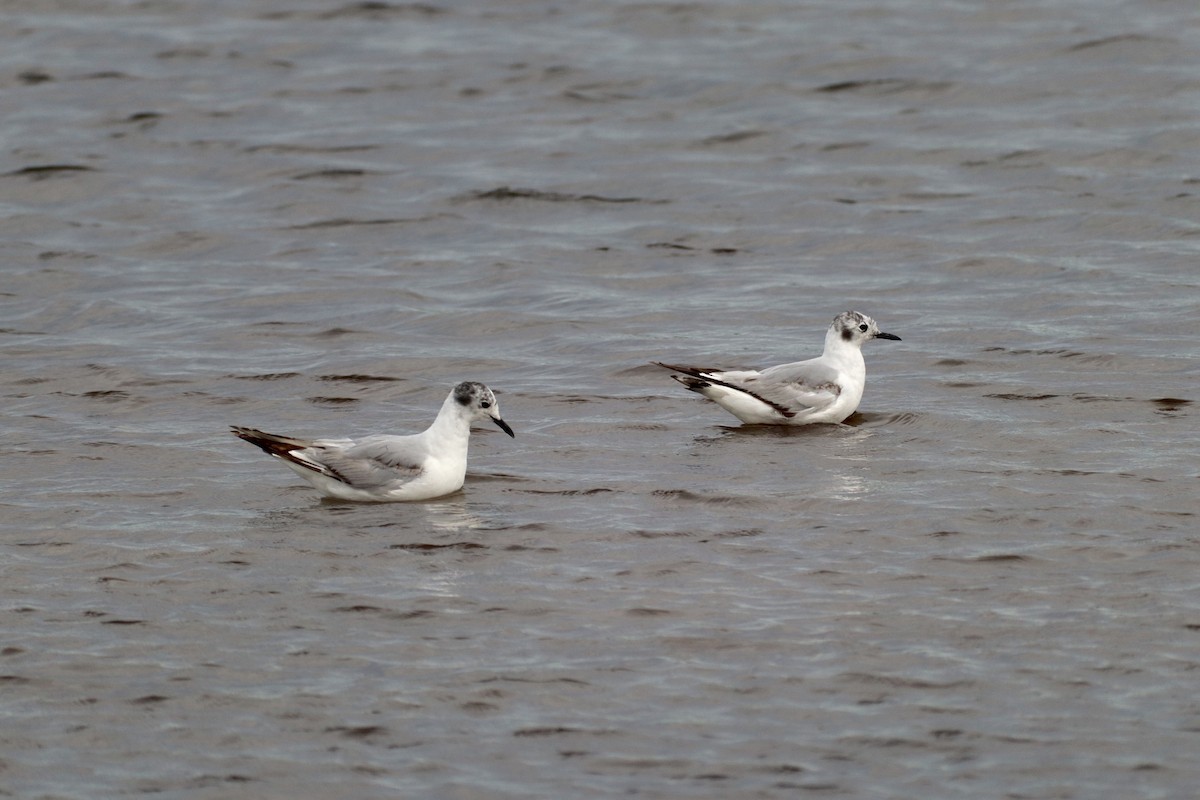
[
  {"left": 654, "top": 310, "right": 900, "bottom": 425},
  {"left": 232, "top": 381, "right": 514, "bottom": 501}
]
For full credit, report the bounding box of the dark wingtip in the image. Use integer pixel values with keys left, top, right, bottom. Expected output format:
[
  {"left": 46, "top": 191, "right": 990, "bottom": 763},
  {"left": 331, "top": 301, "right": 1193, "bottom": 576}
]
[
  {"left": 654, "top": 361, "right": 707, "bottom": 377},
  {"left": 671, "top": 374, "right": 711, "bottom": 392}
]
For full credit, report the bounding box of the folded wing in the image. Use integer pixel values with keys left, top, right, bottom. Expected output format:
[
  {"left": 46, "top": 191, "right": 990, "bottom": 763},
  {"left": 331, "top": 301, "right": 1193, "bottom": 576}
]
[
  {"left": 751, "top": 360, "right": 844, "bottom": 415},
  {"left": 654, "top": 360, "right": 843, "bottom": 418},
  {"left": 232, "top": 427, "right": 422, "bottom": 489},
  {"left": 318, "top": 436, "right": 425, "bottom": 488}
]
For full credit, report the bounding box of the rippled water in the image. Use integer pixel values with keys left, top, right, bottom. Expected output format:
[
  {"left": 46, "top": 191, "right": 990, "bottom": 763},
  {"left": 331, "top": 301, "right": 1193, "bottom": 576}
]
[{"left": 3, "top": 0, "right": 1198, "bottom": 797}]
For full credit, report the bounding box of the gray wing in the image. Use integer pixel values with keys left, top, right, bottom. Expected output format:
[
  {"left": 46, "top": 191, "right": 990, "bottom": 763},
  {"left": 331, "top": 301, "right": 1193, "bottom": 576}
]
[
  {"left": 312, "top": 435, "right": 424, "bottom": 488},
  {"left": 731, "top": 359, "right": 844, "bottom": 413}
]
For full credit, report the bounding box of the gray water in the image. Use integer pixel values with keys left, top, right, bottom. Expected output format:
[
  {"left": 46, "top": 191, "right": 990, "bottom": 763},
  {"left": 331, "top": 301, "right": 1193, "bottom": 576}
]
[{"left": 3, "top": 1, "right": 1199, "bottom": 798}]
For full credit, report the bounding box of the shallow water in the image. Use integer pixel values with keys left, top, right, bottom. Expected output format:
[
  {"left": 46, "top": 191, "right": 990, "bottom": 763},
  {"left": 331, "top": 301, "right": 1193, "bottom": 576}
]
[{"left": 3, "top": 0, "right": 1199, "bottom": 798}]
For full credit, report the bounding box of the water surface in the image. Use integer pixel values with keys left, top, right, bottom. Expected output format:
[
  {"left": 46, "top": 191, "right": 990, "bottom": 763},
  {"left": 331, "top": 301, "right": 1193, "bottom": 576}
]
[{"left": 3, "top": 1, "right": 1198, "bottom": 798}]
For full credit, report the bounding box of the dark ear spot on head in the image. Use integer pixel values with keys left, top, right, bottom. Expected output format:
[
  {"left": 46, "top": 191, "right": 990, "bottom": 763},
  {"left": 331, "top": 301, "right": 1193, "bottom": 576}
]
[
  {"left": 454, "top": 382, "right": 474, "bottom": 406},
  {"left": 841, "top": 327, "right": 852, "bottom": 341}
]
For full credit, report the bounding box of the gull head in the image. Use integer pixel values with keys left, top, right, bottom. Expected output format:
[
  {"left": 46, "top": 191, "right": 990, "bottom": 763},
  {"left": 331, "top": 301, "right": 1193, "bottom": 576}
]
[
  {"left": 453, "top": 381, "right": 515, "bottom": 437},
  {"left": 831, "top": 311, "right": 901, "bottom": 347}
]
